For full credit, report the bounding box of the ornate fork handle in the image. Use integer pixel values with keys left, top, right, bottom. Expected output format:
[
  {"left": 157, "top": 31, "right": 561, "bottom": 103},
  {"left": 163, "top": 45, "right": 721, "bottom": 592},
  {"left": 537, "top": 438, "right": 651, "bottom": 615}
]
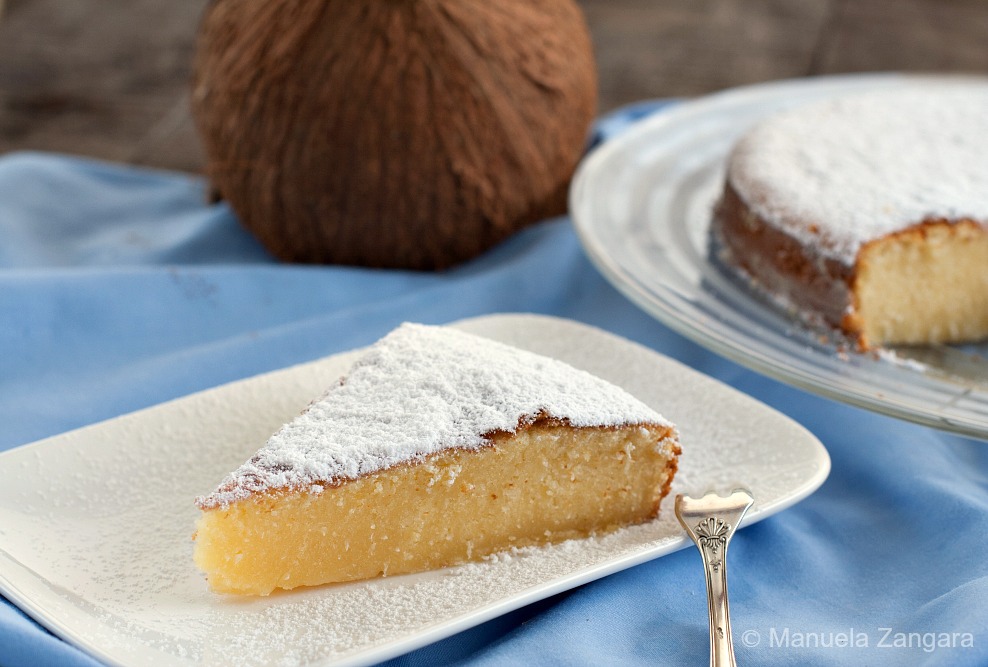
[{"left": 675, "top": 489, "right": 754, "bottom": 667}]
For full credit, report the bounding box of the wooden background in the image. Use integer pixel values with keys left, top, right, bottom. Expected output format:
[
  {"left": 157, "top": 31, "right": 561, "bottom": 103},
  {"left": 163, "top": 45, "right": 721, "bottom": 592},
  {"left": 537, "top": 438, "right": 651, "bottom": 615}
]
[{"left": 1, "top": 0, "right": 986, "bottom": 173}]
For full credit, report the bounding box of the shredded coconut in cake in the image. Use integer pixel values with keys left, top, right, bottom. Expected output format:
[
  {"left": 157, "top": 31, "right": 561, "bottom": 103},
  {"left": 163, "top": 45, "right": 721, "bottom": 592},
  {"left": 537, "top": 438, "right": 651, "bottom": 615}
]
[
  {"left": 727, "top": 81, "right": 988, "bottom": 263},
  {"left": 196, "top": 323, "right": 670, "bottom": 508}
]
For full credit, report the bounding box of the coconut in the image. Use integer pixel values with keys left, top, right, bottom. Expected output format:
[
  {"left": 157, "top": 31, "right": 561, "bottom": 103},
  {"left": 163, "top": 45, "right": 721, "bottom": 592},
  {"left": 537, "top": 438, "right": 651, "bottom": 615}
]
[{"left": 191, "top": 0, "right": 598, "bottom": 270}]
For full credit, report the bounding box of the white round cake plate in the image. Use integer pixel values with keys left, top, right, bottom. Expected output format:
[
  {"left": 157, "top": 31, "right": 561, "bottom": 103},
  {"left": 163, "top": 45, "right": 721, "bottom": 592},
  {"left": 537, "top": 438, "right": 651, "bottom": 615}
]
[{"left": 571, "top": 73, "right": 988, "bottom": 441}]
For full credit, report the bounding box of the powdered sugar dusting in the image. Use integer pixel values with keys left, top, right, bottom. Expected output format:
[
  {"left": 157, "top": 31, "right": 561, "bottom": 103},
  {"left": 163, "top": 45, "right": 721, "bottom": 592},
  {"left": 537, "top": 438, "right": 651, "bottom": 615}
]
[
  {"left": 197, "top": 323, "right": 670, "bottom": 508},
  {"left": 728, "top": 81, "right": 988, "bottom": 263}
]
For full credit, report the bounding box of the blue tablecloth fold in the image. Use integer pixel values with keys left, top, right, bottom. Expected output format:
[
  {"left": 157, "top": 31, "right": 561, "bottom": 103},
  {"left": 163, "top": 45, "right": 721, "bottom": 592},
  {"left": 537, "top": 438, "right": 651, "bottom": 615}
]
[{"left": 1, "top": 103, "right": 986, "bottom": 666}]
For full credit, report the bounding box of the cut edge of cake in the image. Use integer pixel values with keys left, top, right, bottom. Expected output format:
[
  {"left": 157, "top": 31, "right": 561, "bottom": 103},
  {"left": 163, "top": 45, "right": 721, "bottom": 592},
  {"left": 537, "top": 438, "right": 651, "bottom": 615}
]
[{"left": 714, "top": 183, "right": 988, "bottom": 350}]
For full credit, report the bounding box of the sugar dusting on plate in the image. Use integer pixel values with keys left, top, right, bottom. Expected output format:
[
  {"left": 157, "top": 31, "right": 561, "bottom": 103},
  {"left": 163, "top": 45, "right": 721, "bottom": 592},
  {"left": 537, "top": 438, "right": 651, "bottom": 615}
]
[
  {"left": 197, "top": 323, "right": 671, "bottom": 509},
  {"left": 203, "top": 521, "right": 683, "bottom": 666}
]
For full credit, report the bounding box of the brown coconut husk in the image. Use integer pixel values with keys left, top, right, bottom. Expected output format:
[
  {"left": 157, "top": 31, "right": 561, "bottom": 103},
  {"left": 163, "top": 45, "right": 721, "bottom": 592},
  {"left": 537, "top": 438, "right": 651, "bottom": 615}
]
[{"left": 191, "top": 0, "right": 598, "bottom": 270}]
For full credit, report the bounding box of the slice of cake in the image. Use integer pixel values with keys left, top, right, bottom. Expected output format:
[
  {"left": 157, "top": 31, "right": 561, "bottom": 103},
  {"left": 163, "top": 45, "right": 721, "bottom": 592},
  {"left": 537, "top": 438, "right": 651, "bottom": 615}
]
[
  {"left": 712, "top": 81, "right": 988, "bottom": 349},
  {"left": 194, "top": 323, "right": 680, "bottom": 595}
]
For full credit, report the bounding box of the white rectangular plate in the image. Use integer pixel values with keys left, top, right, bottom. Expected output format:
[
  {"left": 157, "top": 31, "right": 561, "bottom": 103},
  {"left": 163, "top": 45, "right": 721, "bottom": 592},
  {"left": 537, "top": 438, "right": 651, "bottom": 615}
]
[{"left": 0, "top": 314, "right": 829, "bottom": 666}]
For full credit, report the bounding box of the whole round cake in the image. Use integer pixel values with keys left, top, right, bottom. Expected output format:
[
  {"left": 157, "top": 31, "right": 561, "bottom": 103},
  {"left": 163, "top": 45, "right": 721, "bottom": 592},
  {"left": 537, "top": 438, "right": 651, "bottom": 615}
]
[{"left": 713, "top": 80, "right": 988, "bottom": 349}]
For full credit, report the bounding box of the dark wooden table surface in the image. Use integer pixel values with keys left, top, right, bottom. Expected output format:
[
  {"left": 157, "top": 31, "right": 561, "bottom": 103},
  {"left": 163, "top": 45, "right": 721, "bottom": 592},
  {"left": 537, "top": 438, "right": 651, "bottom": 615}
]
[{"left": 1, "top": 0, "right": 986, "bottom": 173}]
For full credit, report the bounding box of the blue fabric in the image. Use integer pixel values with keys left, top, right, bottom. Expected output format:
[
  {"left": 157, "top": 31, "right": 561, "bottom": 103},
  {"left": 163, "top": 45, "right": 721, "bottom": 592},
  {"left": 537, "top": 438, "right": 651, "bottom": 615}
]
[{"left": 1, "top": 102, "right": 987, "bottom": 667}]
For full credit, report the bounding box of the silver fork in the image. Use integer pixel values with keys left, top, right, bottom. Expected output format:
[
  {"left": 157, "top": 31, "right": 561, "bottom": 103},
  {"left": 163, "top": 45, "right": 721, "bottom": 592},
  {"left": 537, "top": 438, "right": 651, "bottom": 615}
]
[{"left": 675, "top": 489, "right": 754, "bottom": 667}]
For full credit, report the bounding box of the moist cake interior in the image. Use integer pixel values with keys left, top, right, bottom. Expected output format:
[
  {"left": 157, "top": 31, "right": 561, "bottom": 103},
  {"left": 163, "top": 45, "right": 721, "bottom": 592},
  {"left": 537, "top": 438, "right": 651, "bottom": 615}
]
[
  {"left": 852, "top": 220, "right": 988, "bottom": 347},
  {"left": 195, "top": 419, "right": 678, "bottom": 595}
]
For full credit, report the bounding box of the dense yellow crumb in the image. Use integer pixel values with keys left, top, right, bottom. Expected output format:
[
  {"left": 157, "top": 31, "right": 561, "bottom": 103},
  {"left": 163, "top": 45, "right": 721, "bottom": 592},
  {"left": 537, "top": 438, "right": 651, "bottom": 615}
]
[{"left": 194, "top": 421, "right": 679, "bottom": 595}]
